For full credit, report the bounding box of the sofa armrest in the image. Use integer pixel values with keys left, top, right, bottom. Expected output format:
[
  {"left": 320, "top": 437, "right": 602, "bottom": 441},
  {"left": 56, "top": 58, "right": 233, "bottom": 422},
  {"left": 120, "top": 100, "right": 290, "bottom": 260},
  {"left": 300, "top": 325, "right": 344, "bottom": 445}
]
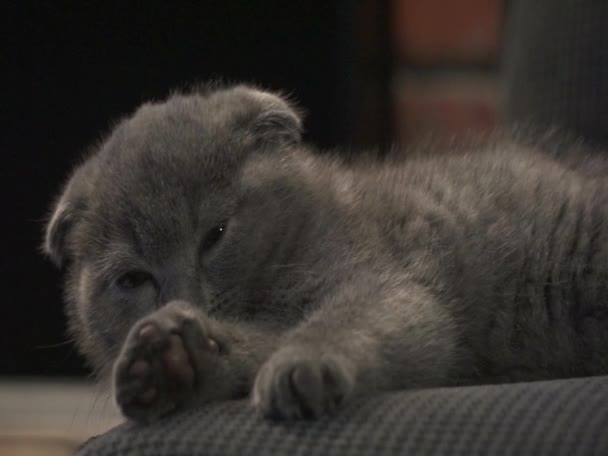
[{"left": 79, "top": 375, "right": 608, "bottom": 456}]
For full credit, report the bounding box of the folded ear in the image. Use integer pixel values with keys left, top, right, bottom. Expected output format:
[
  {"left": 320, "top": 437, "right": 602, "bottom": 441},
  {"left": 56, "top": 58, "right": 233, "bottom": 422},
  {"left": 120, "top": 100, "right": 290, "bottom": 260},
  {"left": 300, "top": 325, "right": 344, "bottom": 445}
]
[
  {"left": 211, "top": 85, "right": 303, "bottom": 147},
  {"left": 44, "top": 199, "right": 73, "bottom": 267},
  {"left": 245, "top": 88, "right": 303, "bottom": 146},
  {"left": 44, "top": 164, "right": 91, "bottom": 267}
]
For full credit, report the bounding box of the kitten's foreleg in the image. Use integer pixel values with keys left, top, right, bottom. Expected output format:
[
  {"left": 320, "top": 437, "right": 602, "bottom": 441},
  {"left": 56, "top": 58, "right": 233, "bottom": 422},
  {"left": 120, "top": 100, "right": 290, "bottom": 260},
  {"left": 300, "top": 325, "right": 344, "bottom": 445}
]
[
  {"left": 113, "top": 300, "right": 277, "bottom": 422},
  {"left": 252, "top": 279, "right": 461, "bottom": 419}
]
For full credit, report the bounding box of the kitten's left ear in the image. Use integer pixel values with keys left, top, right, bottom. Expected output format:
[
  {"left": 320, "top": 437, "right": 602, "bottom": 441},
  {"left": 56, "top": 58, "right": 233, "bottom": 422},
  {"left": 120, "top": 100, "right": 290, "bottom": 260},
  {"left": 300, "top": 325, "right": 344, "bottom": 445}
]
[
  {"left": 247, "top": 89, "right": 303, "bottom": 146},
  {"left": 218, "top": 85, "right": 303, "bottom": 147}
]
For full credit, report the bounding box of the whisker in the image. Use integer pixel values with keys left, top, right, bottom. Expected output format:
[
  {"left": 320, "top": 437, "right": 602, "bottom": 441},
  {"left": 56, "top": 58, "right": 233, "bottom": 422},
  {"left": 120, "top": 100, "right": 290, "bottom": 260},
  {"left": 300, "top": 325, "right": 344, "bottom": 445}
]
[{"left": 34, "top": 339, "right": 76, "bottom": 350}]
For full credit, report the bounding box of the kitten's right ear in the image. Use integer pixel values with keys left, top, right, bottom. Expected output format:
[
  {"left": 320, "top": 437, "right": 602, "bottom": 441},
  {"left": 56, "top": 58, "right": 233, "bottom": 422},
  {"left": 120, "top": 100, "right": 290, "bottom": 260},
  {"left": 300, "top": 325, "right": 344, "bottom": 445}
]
[
  {"left": 44, "top": 165, "right": 89, "bottom": 268},
  {"left": 44, "top": 198, "right": 75, "bottom": 267}
]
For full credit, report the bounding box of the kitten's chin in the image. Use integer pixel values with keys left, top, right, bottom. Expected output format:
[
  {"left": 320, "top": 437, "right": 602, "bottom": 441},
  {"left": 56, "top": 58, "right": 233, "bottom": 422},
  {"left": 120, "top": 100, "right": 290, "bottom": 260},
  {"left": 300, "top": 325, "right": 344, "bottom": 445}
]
[{"left": 83, "top": 353, "right": 118, "bottom": 391}]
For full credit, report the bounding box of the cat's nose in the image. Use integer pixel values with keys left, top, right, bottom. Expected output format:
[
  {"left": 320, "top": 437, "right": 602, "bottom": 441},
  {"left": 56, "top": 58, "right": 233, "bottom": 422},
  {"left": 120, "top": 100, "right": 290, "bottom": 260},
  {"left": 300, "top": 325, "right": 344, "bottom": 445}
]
[
  {"left": 156, "top": 254, "right": 202, "bottom": 307},
  {"left": 158, "top": 277, "right": 200, "bottom": 308}
]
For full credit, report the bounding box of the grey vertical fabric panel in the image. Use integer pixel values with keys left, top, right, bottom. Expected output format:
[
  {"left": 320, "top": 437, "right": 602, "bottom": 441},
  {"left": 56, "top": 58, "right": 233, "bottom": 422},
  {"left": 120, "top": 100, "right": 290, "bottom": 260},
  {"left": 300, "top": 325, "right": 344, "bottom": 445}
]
[{"left": 504, "top": 0, "right": 608, "bottom": 146}]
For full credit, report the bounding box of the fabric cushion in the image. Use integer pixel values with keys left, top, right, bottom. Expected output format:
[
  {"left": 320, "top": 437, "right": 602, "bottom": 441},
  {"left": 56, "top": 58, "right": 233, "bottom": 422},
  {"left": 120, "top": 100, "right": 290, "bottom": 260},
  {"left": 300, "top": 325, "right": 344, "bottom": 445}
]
[{"left": 79, "top": 375, "right": 608, "bottom": 456}]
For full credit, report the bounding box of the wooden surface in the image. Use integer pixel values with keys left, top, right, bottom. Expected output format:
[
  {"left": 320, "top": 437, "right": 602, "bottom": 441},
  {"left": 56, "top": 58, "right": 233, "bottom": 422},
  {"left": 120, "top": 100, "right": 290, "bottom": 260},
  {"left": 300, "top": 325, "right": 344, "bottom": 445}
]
[{"left": 0, "top": 379, "right": 122, "bottom": 455}]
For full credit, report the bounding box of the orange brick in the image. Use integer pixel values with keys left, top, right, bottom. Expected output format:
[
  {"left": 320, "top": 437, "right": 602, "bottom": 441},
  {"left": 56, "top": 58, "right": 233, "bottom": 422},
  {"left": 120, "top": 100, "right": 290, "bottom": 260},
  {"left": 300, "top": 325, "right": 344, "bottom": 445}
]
[
  {"left": 391, "top": 0, "right": 504, "bottom": 64},
  {"left": 393, "top": 73, "right": 503, "bottom": 143}
]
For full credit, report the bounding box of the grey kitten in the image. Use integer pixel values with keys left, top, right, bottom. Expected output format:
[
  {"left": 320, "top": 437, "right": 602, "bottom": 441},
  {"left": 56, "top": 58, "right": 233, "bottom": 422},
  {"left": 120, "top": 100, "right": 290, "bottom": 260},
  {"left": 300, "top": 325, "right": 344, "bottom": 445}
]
[{"left": 44, "top": 85, "right": 608, "bottom": 422}]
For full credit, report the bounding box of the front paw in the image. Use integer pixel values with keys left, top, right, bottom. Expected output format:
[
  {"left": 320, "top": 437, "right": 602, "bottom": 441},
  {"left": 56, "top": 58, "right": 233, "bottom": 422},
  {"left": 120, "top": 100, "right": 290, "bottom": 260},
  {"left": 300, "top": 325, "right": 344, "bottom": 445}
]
[
  {"left": 252, "top": 346, "right": 355, "bottom": 419},
  {"left": 112, "top": 301, "right": 219, "bottom": 422}
]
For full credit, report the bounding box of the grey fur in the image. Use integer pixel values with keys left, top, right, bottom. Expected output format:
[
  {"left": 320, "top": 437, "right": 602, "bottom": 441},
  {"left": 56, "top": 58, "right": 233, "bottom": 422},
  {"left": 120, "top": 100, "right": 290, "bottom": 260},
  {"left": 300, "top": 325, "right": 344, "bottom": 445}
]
[{"left": 44, "top": 85, "right": 608, "bottom": 421}]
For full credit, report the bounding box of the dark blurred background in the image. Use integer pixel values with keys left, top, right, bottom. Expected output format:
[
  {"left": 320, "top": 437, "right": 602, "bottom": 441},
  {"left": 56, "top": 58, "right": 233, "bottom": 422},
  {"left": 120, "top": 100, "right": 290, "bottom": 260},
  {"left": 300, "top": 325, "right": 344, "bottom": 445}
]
[{"left": 3, "top": 1, "right": 505, "bottom": 378}]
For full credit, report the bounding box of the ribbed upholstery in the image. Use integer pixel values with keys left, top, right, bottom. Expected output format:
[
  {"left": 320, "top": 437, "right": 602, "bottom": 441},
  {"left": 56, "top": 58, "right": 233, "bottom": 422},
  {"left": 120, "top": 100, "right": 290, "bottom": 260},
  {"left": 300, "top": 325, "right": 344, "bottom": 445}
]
[{"left": 80, "top": 376, "right": 608, "bottom": 456}]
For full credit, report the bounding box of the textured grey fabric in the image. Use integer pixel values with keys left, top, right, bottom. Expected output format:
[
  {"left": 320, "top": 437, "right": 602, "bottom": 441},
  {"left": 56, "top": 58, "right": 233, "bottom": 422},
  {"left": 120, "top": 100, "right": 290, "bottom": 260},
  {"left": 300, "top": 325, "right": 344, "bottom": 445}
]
[
  {"left": 504, "top": 0, "right": 608, "bottom": 146},
  {"left": 80, "top": 376, "right": 608, "bottom": 455}
]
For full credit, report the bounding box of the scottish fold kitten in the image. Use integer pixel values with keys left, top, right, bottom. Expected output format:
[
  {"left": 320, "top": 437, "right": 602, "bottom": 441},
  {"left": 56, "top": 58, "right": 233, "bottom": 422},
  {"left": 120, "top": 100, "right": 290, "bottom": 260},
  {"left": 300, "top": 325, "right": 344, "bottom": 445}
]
[{"left": 45, "top": 85, "right": 608, "bottom": 421}]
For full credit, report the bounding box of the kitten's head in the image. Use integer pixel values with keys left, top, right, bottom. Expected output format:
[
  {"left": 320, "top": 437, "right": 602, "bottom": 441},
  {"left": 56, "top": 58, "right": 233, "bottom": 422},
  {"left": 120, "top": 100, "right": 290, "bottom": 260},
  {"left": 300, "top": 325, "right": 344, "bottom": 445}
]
[{"left": 44, "top": 85, "right": 309, "bottom": 375}]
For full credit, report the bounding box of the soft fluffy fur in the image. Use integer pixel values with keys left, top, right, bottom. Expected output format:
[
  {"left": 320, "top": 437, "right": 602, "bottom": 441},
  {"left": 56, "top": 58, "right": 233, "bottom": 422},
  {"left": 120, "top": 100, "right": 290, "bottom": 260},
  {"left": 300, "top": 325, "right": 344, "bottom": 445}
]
[{"left": 44, "top": 85, "right": 608, "bottom": 422}]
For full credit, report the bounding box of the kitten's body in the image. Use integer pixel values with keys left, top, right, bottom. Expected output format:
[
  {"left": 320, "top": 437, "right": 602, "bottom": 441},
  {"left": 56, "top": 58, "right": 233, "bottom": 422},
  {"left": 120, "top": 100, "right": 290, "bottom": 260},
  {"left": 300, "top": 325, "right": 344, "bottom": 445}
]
[{"left": 45, "top": 86, "right": 608, "bottom": 421}]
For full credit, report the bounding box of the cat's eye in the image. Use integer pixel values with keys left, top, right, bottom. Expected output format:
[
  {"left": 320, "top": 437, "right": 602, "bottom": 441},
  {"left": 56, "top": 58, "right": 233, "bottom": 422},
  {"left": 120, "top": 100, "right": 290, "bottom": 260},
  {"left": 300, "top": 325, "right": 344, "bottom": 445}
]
[
  {"left": 200, "top": 222, "right": 227, "bottom": 254},
  {"left": 116, "top": 270, "right": 153, "bottom": 290}
]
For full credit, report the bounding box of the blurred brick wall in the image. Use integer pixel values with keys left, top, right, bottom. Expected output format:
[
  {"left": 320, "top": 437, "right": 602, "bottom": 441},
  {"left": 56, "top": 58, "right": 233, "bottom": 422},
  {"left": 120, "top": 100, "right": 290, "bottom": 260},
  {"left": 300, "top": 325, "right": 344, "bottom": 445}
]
[{"left": 391, "top": 0, "right": 505, "bottom": 144}]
